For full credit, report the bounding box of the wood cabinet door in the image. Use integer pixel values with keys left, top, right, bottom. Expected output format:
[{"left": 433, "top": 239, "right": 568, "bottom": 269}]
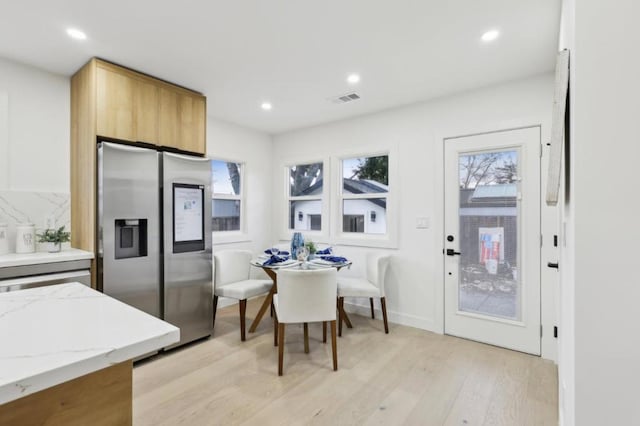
[
  {"left": 158, "top": 88, "right": 206, "bottom": 155},
  {"left": 133, "top": 79, "right": 159, "bottom": 144},
  {"left": 158, "top": 86, "right": 178, "bottom": 148},
  {"left": 96, "top": 66, "right": 135, "bottom": 141},
  {"left": 176, "top": 93, "right": 206, "bottom": 154}
]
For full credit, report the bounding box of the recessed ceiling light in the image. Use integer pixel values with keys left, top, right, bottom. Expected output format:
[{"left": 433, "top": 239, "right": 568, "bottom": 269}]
[
  {"left": 347, "top": 73, "right": 360, "bottom": 84},
  {"left": 261, "top": 102, "right": 272, "bottom": 111},
  {"left": 66, "top": 28, "right": 87, "bottom": 40},
  {"left": 481, "top": 29, "right": 500, "bottom": 42}
]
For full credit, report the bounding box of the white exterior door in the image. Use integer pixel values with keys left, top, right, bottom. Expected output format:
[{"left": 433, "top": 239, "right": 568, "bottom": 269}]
[{"left": 444, "top": 127, "right": 541, "bottom": 355}]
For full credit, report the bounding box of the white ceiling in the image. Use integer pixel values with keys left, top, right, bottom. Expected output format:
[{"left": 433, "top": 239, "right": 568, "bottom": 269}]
[{"left": 1, "top": 1, "right": 560, "bottom": 135}]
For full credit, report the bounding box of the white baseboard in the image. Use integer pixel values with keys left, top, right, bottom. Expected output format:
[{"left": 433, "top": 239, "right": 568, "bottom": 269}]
[
  {"left": 217, "top": 296, "right": 440, "bottom": 335},
  {"left": 343, "top": 300, "right": 440, "bottom": 334}
]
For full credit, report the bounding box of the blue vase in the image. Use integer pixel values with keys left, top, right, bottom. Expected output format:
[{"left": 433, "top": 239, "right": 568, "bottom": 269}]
[{"left": 291, "top": 232, "right": 304, "bottom": 260}]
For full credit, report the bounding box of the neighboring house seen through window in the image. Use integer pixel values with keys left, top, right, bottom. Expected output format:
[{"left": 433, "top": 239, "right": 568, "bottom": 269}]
[
  {"left": 211, "top": 160, "right": 242, "bottom": 232},
  {"left": 341, "top": 155, "right": 388, "bottom": 234},
  {"left": 288, "top": 162, "right": 323, "bottom": 231}
]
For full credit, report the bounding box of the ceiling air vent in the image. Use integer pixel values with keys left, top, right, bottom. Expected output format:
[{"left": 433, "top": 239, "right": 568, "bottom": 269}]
[{"left": 329, "top": 92, "right": 361, "bottom": 104}]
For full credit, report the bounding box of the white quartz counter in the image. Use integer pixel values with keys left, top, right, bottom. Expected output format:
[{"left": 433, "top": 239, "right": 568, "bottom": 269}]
[
  {"left": 0, "top": 282, "right": 179, "bottom": 404},
  {"left": 0, "top": 248, "right": 94, "bottom": 269}
]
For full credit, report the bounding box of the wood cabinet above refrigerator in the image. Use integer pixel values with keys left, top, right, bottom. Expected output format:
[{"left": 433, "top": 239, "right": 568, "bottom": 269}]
[
  {"left": 70, "top": 58, "right": 207, "bottom": 286},
  {"left": 84, "top": 58, "right": 206, "bottom": 154}
]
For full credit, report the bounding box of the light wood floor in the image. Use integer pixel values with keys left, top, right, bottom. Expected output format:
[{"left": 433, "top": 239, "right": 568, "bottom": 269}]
[{"left": 133, "top": 297, "right": 558, "bottom": 426}]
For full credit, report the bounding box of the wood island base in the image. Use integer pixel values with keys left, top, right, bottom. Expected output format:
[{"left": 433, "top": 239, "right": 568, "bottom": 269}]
[{"left": 0, "top": 361, "right": 132, "bottom": 426}]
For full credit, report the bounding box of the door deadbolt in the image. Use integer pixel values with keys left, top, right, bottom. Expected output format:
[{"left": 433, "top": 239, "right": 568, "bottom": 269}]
[{"left": 446, "top": 235, "right": 454, "bottom": 242}]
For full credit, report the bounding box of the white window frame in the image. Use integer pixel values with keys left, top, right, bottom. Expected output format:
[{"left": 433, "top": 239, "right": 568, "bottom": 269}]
[
  {"left": 281, "top": 158, "right": 330, "bottom": 242},
  {"left": 331, "top": 147, "right": 398, "bottom": 248},
  {"left": 211, "top": 157, "right": 249, "bottom": 245}
]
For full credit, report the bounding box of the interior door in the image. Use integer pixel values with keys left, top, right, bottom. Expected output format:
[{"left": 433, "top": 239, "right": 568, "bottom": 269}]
[{"left": 444, "top": 127, "right": 541, "bottom": 355}]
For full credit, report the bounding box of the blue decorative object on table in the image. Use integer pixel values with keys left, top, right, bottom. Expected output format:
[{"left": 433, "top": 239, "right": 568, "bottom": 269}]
[
  {"left": 323, "top": 256, "right": 348, "bottom": 263},
  {"left": 316, "top": 247, "right": 332, "bottom": 255},
  {"left": 290, "top": 232, "right": 304, "bottom": 260},
  {"left": 263, "top": 255, "right": 289, "bottom": 266}
]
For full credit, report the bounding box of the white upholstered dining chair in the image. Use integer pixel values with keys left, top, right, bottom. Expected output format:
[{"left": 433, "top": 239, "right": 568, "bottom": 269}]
[
  {"left": 213, "top": 250, "right": 273, "bottom": 341},
  {"left": 337, "top": 252, "right": 391, "bottom": 335},
  {"left": 273, "top": 268, "right": 338, "bottom": 376}
]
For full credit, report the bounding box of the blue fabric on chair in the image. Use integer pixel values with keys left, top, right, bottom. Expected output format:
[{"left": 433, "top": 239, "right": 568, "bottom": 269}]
[
  {"left": 263, "top": 255, "right": 289, "bottom": 266},
  {"left": 323, "top": 256, "right": 348, "bottom": 263}
]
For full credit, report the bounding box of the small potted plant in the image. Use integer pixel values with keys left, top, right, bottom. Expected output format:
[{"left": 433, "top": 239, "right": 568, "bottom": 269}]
[
  {"left": 305, "top": 240, "right": 317, "bottom": 259},
  {"left": 37, "top": 226, "right": 71, "bottom": 253}
]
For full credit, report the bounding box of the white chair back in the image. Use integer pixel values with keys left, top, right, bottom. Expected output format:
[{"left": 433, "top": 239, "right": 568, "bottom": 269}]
[
  {"left": 366, "top": 253, "right": 391, "bottom": 297},
  {"left": 276, "top": 268, "right": 337, "bottom": 323},
  {"left": 214, "top": 250, "right": 252, "bottom": 289}
]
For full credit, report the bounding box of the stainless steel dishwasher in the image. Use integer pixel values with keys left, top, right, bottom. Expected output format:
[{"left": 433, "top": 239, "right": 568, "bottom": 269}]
[{"left": 0, "top": 259, "right": 91, "bottom": 292}]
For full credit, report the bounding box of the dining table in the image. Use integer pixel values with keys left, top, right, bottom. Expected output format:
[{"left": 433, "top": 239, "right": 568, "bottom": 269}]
[{"left": 248, "top": 256, "right": 354, "bottom": 334}]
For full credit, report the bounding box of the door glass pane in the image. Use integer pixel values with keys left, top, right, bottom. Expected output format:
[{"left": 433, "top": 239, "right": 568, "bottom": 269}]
[{"left": 458, "top": 150, "right": 520, "bottom": 321}]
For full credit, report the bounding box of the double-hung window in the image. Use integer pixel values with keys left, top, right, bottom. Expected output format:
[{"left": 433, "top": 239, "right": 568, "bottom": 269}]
[
  {"left": 340, "top": 155, "right": 389, "bottom": 235},
  {"left": 287, "top": 162, "right": 323, "bottom": 231},
  {"left": 211, "top": 159, "right": 243, "bottom": 232}
]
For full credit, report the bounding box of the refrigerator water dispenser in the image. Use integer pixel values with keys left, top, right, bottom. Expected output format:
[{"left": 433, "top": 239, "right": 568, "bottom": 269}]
[{"left": 114, "top": 219, "right": 148, "bottom": 259}]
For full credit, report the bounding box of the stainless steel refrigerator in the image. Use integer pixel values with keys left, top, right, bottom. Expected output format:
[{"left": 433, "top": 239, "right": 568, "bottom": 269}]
[{"left": 98, "top": 141, "right": 213, "bottom": 350}]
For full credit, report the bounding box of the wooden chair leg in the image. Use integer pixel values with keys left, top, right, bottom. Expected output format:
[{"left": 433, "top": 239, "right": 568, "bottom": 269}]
[
  {"left": 212, "top": 295, "right": 219, "bottom": 329},
  {"left": 338, "top": 298, "right": 343, "bottom": 337},
  {"left": 274, "top": 314, "right": 278, "bottom": 347},
  {"left": 370, "top": 297, "right": 375, "bottom": 319},
  {"left": 303, "top": 323, "right": 309, "bottom": 354},
  {"left": 381, "top": 297, "right": 389, "bottom": 334},
  {"left": 322, "top": 321, "right": 327, "bottom": 343},
  {"left": 278, "top": 323, "right": 285, "bottom": 376},
  {"left": 270, "top": 302, "right": 273, "bottom": 318},
  {"left": 239, "top": 299, "right": 247, "bottom": 341},
  {"left": 330, "top": 320, "right": 338, "bottom": 371}
]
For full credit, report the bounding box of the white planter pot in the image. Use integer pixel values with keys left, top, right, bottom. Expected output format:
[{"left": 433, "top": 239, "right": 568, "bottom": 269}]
[{"left": 41, "top": 242, "right": 62, "bottom": 253}]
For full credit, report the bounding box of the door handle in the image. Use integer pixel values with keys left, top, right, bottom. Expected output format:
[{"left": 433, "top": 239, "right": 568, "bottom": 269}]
[
  {"left": 446, "top": 249, "right": 461, "bottom": 256},
  {"left": 547, "top": 262, "right": 559, "bottom": 269}
]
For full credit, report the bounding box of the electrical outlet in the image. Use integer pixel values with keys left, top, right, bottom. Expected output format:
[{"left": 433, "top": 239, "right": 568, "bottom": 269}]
[{"left": 416, "top": 217, "right": 429, "bottom": 229}]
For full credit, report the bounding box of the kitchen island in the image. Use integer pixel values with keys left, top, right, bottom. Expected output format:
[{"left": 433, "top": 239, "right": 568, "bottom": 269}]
[{"left": 0, "top": 282, "right": 179, "bottom": 425}]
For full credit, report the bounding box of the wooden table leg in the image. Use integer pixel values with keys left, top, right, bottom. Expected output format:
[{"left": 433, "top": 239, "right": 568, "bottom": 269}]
[
  {"left": 249, "top": 269, "right": 277, "bottom": 333},
  {"left": 339, "top": 301, "right": 354, "bottom": 329}
]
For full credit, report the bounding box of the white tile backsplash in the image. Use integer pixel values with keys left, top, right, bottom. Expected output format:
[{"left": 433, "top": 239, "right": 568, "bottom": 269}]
[{"left": 0, "top": 190, "right": 70, "bottom": 253}]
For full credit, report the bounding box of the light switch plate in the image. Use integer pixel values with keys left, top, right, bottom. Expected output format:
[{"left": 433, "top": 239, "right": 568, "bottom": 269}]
[{"left": 416, "top": 217, "right": 429, "bottom": 229}]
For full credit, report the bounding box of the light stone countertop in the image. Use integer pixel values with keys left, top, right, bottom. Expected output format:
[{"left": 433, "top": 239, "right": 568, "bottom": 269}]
[
  {"left": 0, "top": 282, "right": 179, "bottom": 404},
  {"left": 0, "top": 248, "right": 94, "bottom": 269}
]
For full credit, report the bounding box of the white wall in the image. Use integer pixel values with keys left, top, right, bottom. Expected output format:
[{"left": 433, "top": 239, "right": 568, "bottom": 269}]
[
  {"left": 0, "top": 57, "right": 69, "bottom": 192},
  {"left": 567, "top": 0, "right": 640, "bottom": 424},
  {"left": 558, "top": 0, "right": 575, "bottom": 424},
  {"left": 272, "top": 74, "right": 556, "bottom": 350}
]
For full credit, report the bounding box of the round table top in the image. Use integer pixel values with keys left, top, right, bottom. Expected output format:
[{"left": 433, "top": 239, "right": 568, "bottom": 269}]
[{"left": 251, "top": 257, "right": 351, "bottom": 270}]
